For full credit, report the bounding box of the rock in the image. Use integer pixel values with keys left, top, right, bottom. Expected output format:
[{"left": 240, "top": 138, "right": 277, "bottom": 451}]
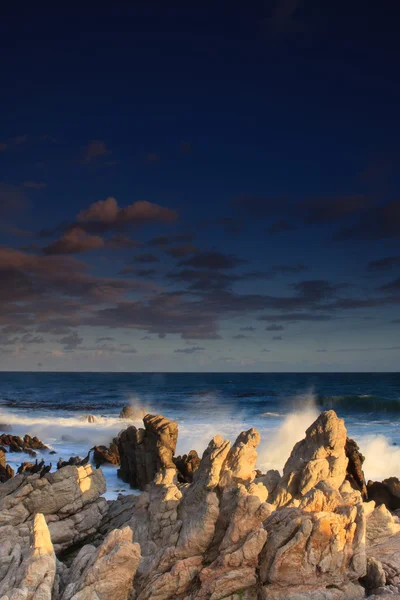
[
  {"left": 120, "top": 405, "right": 146, "bottom": 420},
  {"left": 345, "top": 437, "right": 368, "bottom": 500},
  {"left": 82, "top": 414, "right": 97, "bottom": 423},
  {"left": 118, "top": 413, "right": 178, "bottom": 490},
  {"left": 272, "top": 410, "right": 348, "bottom": 507},
  {"left": 364, "top": 557, "right": 386, "bottom": 592},
  {"left": 0, "top": 450, "right": 14, "bottom": 483},
  {"left": 93, "top": 439, "right": 120, "bottom": 467},
  {"left": 0, "top": 433, "right": 49, "bottom": 457},
  {"left": 260, "top": 582, "right": 365, "bottom": 599},
  {"left": 0, "top": 424, "right": 12, "bottom": 432},
  {"left": 368, "top": 478, "right": 400, "bottom": 511},
  {"left": 0, "top": 513, "right": 56, "bottom": 600},
  {"left": 260, "top": 494, "right": 366, "bottom": 589},
  {"left": 60, "top": 527, "right": 141, "bottom": 600},
  {"left": 100, "top": 494, "right": 138, "bottom": 536},
  {"left": 174, "top": 449, "right": 201, "bottom": 483},
  {"left": 256, "top": 469, "right": 281, "bottom": 497},
  {"left": 0, "top": 464, "right": 107, "bottom": 554}
]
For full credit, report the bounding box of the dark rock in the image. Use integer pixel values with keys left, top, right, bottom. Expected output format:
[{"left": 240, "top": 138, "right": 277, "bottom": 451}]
[
  {"left": 118, "top": 413, "right": 178, "bottom": 490},
  {"left": 83, "top": 414, "right": 98, "bottom": 423},
  {"left": 0, "top": 433, "right": 49, "bottom": 456},
  {"left": 345, "top": 437, "right": 368, "bottom": 500},
  {"left": 174, "top": 450, "right": 201, "bottom": 483},
  {"left": 0, "top": 449, "right": 14, "bottom": 482},
  {"left": 0, "top": 423, "right": 12, "bottom": 432},
  {"left": 93, "top": 439, "right": 120, "bottom": 467},
  {"left": 119, "top": 405, "right": 146, "bottom": 420},
  {"left": 367, "top": 477, "right": 400, "bottom": 511}
]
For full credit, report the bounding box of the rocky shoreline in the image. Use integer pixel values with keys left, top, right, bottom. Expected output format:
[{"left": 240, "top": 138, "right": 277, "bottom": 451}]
[{"left": 1, "top": 409, "right": 400, "bottom": 599}]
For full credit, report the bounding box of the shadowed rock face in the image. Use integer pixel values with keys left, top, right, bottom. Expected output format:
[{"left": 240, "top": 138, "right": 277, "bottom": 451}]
[
  {"left": 118, "top": 413, "right": 178, "bottom": 490},
  {"left": 0, "top": 450, "right": 14, "bottom": 483},
  {"left": 346, "top": 437, "right": 368, "bottom": 499},
  {"left": 174, "top": 449, "right": 201, "bottom": 483},
  {"left": 368, "top": 478, "right": 400, "bottom": 511}
]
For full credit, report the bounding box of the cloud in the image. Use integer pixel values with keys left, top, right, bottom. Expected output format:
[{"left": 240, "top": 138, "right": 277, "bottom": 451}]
[
  {"left": 0, "top": 183, "right": 28, "bottom": 217},
  {"left": 298, "top": 194, "right": 373, "bottom": 224},
  {"left": 261, "top": 348, "right": 271, "bottom": 352},
  {"left": 96, "top": 337, "right": 115, "bottom": 342},
  {"left": 272, "top": 335, "right": 283, "bottom": 340},
  {"left": 232, "top": 195, "right": 289, "bottom": 217},
  {"left": 180, "top": 142, "right": 191, "bottom": 154},
  {"left": 82, "top": 140, "right": 108, "bottom": 163},
  {"left": 148, "top": 234, "right": 170, "bottom": 247},
  {"left": 174, "top": 346, "right": 204, "bottom": 354},
  {"left": 258, "top": 313, "right": 333, "bottom": 322},
  {"left": 232, "top": 334, "right": 249, "bottom": 340},
  {"left": 165, "top": 244, "right": 198, "bottom": 258},
  {"left": 266, "top": 220, "right": 295, "bottom": 234},
  {"left": 179, "top": 251, "right": 246, "bottom": 270},
  {"left": 271, "top": 264, "right": 307, "bottom": 275},
  {"left": 335, "top": 200, "right": 400, "bottom": 241},
  {"left": 23, "top": 181, "right": 47, "bottom": 190},
  {"left": 58, "top": 332, "right": 83, "bottom": 350},
  {"left": 266, "top": 324, "right": 284, "bottom": 331},
  {"left": 240, "top": 326, "right": 255, "bottom": 331},
  {"left": 0, "top": 142, "right": 7, "bottom": 152},
  {"left": 10, "top": 135, "right": 28, "bottom": 146},
  {"left": 368, "top": 256, "right": 400, "bottom": 271},
  {"left": 43, "top": 227, "right": 104, "bottom": 255},
  {"left": 105, "top": 234, "right": 138, "bottom": 249},
  {"left": 144, "top": 152, "right": 160, "bottom": 163},
  {"left": 380, "top": 278, "right": 400, "bottom": 292},
  {"left": 132, "top": 254, "right": 160, "bottom": 264},
  {"left": 120, "top": 267, "right": 157, "bottom": 277},
  {"left": 265, "top": 0, "right": 306, "bottom": 36},
  {"left": 77, "top": 197, "right": 178, "bottom": 228}
]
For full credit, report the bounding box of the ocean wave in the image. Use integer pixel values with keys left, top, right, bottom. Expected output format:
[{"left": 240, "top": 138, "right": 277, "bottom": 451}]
[{"left": 316, "top": 394, "right": 400, "bottom": 413}]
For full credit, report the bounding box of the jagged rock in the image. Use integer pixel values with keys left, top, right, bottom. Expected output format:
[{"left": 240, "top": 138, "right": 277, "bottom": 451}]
[
  {"left": 345, "top": 437, "right": 367, "bottom": 499},
  {"left": 174, "top": 450, "right": 201, "bottom": 483},
  {"left": 0, "top": 513, "right": 56, "bottom": 600},
  {"left": 118, "top": 413, "right": 178, "bottom": 490},
  {"left": 0, "top": 433, "right": 49, "bottom": 457},
  {"left": 272, "top": 410, "right": 348, "bottom": 507},
  {"left": 60, "top": 527, "right": 141, "bottom": 600},
  {"left": 100, "top": 494, "right": 138, "bottom": 536},
  {"left": 260, "top": 582, "right": 365, "bottom": 599},
  {"left": 368, "top": 478, "right": 400, "bottom": 511},
  {"left": 364, "top": 557, "right": 386, "bottom": 592},
  {"left": 259, "top": 499, "right": 366, "bottom": 588},
  {"left": 93, "top": 439, "right": 120, "bottom": 467},
  {"left": 120, "top": 405, "right": 146, "bottom": 420},
  {"left": 256, "top": 470, "right": 281, "bottom": 497},
  {"left": 0, "top": 450, "right": 14, "bottom": 483},
  {"left": 0, "top": 464, "right": 107, "bottom": 553}
]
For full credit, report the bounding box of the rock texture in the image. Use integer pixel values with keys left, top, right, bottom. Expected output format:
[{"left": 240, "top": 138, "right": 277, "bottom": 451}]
[
  {"left": 118, "top": 413, "right": 178, "bottom": 490},
  {"left": 345, "top": 437, "right": 368, "bottom": 500},
  {"left": 0, "top": 433, "right": 49, "bottom": 457},
  {"left": 0, "top": 449, "right": 14, "bottom": 483},
  {"left": 0, "top": 513, "right": 56, "bottom": 600},
  {"left": 0, "top": 464, "right": 107, "bottom": 553},
  {"left": 2, "top": 408, "right": 397, "bottom": 600},
  {"left": 174, "top": 449, "right": 201, "bottom": 483},
  {"left": 368, "top": 478, "right": 400, "bottom": 511},
  {"left": 60, "top": 526, "right": 141, "bottom": 600},
  {"left": 272, "top": 410, "right": 348, "bottom": 507},
  {"left": 93, "top": 439, "right": 120, "bottom": 467}
]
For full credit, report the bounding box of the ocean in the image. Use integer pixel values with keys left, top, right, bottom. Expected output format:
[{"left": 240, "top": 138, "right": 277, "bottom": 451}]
[{"left": 1, "top": 372, "right": 399, "bottom": 499}]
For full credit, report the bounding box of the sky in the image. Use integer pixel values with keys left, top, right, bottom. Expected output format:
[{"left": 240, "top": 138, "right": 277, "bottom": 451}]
[{"left": 1, "top": 0, "right": 400, "bottom": 372}]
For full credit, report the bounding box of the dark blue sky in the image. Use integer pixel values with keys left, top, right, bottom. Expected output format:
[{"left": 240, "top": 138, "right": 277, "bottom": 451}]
[{"left": 1, "top": 1, "right": 400, "bottom": 371}]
